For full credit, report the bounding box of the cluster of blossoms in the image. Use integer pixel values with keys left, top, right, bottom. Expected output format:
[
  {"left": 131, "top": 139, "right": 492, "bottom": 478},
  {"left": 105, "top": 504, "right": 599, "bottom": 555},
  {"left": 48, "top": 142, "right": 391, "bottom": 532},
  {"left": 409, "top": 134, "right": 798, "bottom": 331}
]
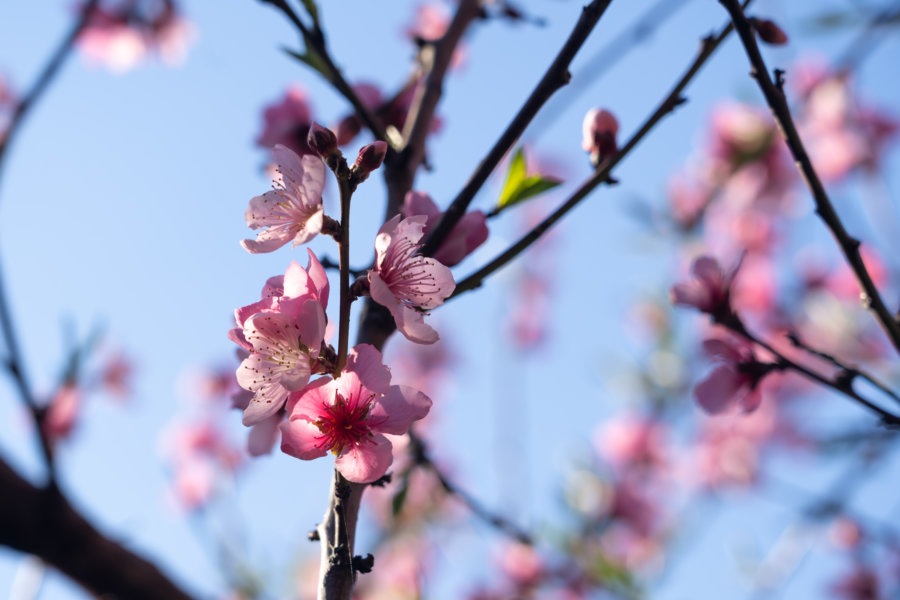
[
  {"left": 76, "top": 0, "right": 194, "bottom": 73},
  {"left": 231, "top": 134, "right": 487, "bottom": 482}
]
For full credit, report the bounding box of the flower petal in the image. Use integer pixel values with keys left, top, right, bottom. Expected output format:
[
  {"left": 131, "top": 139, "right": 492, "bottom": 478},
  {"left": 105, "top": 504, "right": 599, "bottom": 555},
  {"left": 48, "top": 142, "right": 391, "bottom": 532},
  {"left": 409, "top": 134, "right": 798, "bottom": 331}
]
[
  {"left": 345, "top": 344, "right": 391, "bottom": 394},
  {"left": 335, "top": 434, "right": 393, "bottom": 483},
  {"left": 369, "top": 385, "right": 431, "bottom": 435},
  {"left": 281, "top": 417, "right": 329, "bottom": 460}
]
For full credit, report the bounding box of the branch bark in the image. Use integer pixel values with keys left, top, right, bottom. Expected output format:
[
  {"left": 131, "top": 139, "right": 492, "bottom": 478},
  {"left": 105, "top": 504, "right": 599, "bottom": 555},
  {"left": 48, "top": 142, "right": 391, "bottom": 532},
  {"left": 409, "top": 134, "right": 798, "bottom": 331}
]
[{"left": 0, "top": 456, "right": 195, "bottom": 600}]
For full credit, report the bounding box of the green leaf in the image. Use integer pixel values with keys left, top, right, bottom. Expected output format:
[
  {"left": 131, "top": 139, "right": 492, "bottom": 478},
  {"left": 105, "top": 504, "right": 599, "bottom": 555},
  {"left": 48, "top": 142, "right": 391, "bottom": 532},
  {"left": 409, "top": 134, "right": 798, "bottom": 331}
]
[
  {"left": 495, "top": 148, "right": 562, "bottom": 214},
  {"left": 282, "top": 47, "right": 331, "bottom": 81}
]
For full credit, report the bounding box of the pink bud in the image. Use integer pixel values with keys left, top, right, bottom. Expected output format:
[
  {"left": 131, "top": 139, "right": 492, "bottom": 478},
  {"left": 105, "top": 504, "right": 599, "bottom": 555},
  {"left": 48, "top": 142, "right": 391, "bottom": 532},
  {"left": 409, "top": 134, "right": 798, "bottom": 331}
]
[
  {"left": 582, "top": 108, "right": 619, "bottom": 166},
  {"left": 353, "top": 140, "right": 388, "bottom": 178},
  {"left": 750, "top": 17, "right": 788, "bottom": 46},
  {"left": 307, "top": 122, "right": 338, "bottom": 158}
]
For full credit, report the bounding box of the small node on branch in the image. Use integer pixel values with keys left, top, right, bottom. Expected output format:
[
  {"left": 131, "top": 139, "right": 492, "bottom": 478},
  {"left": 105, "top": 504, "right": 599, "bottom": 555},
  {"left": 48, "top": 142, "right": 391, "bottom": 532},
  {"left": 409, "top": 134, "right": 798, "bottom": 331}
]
[
  {"left": 308, "top": 529, "right": 320, "bottom": 541},
  {"left": 322, "top": 216, "right": 342, "bottom": 241},
  {"left": 773, "top": 68, "right": 786, "bottom": 93},
  {"left": 369, "top": 473, "right": 392, "bottom": 488},
  {"left": 352, "top": 554, "right": 375, "bottom": 574}
]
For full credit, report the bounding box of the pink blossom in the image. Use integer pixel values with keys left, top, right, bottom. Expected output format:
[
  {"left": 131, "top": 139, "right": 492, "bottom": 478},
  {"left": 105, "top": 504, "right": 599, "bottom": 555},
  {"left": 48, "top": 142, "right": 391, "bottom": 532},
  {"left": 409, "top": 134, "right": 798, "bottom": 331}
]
[
  {"left": 99, "top": 352, "right": 133, "bottom": 399},
  {"left": 406, "top": 4, "right": 466, "bottom": 68},
  {"left": 0, "top": 76, "right": 15, "bottom": 144},
  {"left": 229, "top": 249, "right": 329, "bottom": 351},
  {"left": 76, "top": 0, "right": 194, "bottom": 73},
  {"left": 670, "top": 254, "right": 743, "bottom": 315},
  {"left": 164, "top": 418, "right": 243, "bottom": 511},
  {"left": 231, "top": 253, "right": 329, "bottom": 426},
  {"left": 334, "top": 83, "right": 383, "bottom": 146},
  {"left": 368, "top": 215, "right": 456, "bottom": 344},
  {"left": 694, "top": 337, "right": 765, "bottom": 414},
  {"left": 43, "top": 384, "right": 82, "bottom": 444},
  {"left": 256, "top": 86, "right": 314, "bottom": 154},
  {"left": 402, "top": 191, "right": 488, "bottom": 266},
  {"left": 495, "top": 542, "right": 544, "bottom": 586},
  {"left": 594, "top": 416, "right": 668, "bottom": 472},
  {"left": 582, "top": 108, "right": 619, "bottom": 165},
  {"left": 281, "top": 344, "right": 431, "bottom": 483},
  {"left": 241, "top": 145, "right": 325, "bottom": 254}
]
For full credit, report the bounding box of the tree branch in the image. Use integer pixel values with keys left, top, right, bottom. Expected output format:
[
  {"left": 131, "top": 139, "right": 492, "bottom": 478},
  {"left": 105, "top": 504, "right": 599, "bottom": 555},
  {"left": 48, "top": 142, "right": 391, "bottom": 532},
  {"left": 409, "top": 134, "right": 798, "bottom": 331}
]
[
  {"left": 420, "top": 0, "right": 614, "bottom": 259},
  {"left": 0, "top": 454, "right": 195, "bottom": 600},
  {"left": 718, "top": 0, "right": 900, "bottom": 355}
]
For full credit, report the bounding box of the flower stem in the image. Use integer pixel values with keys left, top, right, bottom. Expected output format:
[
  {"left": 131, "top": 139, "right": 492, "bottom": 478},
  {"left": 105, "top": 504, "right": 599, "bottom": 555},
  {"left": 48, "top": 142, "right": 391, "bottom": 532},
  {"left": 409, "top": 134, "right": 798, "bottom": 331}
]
[{"left": 335, "top": 179, "right": 352, "bottom": 376}]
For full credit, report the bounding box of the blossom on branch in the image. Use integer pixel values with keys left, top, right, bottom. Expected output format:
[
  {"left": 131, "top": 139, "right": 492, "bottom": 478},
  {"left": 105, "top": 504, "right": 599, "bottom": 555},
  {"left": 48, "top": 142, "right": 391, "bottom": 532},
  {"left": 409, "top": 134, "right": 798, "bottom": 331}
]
[
  {"left": 670, "top": 254, "right": 743, "bottom": 317},
  {"left": 694, "top": 337, "right": 768, "bottom": 414},
  {"left": 241, "top": 144, "right": 325, "bottom": 254},
  {"left": 281, "top": 344, "right": 431, "bottom": 483},
  {"left": 368, "top": 215, "right": 456, "bottom": 344},
  {"left": 231, "top": 252, "right": 330, "bottom": 427},
  {"left": 77, "top": 0, "right": 194, "bottom": 72},
  {"left": 402, "top": 191, "right": 488, "bottom": 266}
]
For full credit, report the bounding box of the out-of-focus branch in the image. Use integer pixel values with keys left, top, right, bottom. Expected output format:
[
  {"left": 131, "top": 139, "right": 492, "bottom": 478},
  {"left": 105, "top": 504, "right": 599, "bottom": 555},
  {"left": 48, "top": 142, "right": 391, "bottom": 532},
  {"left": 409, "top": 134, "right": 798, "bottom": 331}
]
[
  {"left": 0, "top": 0, "right": 101, "bottom": 485},
  {"left": 258, "top": 0, "right": 386, "bottom": 140},
  {"left": 420, "top": 0, "right": 614, "bottom": 259},
  {"left": 451, "top": 11, "right": 745, "bottom": 298},
  {"left": 0, "top": 455, "right": 195, "bottom": 600},
  {"left": 0, "top": 0, "right": 99, "bottom": 190},
  {"left": 718, "top": 0, "right": 900, "bottom": 356},
  {"left": 408, "top": 429, "right": 534, "bottom": 545}
]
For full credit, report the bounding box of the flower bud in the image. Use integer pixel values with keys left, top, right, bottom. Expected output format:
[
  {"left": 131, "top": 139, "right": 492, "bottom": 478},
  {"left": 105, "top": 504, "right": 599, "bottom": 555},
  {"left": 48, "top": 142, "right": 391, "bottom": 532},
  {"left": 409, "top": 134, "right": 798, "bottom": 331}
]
[
  {"left": 750, "top": 17, "right": 788, "bottom": 46},
  {"left": 307, "top": 122, "right": 338, "bottom": 158},
  {"left": 352, "top": 141, "right": 388, "bottom": 180},
  {"left": 582, "top": 108, "right": 619, "bottom": 167}
]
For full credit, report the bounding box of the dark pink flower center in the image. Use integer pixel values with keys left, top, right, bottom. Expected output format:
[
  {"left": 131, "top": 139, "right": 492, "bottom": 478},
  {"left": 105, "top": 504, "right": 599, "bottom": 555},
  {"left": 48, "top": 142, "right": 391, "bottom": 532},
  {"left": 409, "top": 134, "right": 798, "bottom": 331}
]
[
  {"left": 380, "top": 235, "right": 439, "bottom": 306},
  {"left": 314, "top": 390, "right": 375, "bottom": 456}
]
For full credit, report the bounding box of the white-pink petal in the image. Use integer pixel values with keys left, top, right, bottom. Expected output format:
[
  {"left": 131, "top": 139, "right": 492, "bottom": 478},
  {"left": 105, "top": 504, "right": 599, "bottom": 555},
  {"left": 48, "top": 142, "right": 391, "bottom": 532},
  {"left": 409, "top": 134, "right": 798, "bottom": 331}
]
[
  {"left": 334, "top": 433, "right": 394, "bottom": 483},
  {"left": 369, "top": 385, "right": 431, "bottom": 435}
]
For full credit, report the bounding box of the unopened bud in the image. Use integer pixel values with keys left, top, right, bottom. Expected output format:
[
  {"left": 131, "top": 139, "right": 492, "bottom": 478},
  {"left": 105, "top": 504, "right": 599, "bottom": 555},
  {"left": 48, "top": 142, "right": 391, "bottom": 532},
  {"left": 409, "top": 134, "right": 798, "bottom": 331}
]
[
  {"left": 352, "top": 141, "right": 388, "bottom": 180},
  {"left": 307, "top": 122, "right": 339, "bottom": 158},
  {"left": 582, "top": 108, "right": 619, "bottom": 167},
  {"left": 750, "top": 17, "right": 788, "bottom": 46}
]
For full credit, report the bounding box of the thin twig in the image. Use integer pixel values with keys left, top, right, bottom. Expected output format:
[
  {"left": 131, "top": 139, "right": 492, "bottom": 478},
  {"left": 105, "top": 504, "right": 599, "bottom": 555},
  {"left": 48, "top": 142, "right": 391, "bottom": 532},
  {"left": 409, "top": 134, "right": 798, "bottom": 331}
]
[
  {"left": 258, "top": 0, "right": 386, "bottom": 141},
  {"left": 451, "top": 13, "right": 742, "bottom": 298},
  {"left": 718, "top": 0, "right": 900, "bottom": 355},
  {"left": 0, "top": 0, "right": 100, "bottom": 482},
  {"left": 786, "top": 331, "right": 900, "bottom": 408},
  {"left": 420, "top": 0, "right": 615, "bottom": 259},
  {"left": 408, "top": 430, "right": 534, "bottom": 546},
  {"left": 721, "top": 315, "right": 900, "bottom": 426}
]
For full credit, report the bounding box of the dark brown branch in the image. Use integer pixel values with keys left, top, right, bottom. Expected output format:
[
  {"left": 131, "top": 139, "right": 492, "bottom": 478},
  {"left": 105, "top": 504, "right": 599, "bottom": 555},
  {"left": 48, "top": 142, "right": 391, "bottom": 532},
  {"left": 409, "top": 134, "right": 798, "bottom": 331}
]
[
  {"left": 420, "top": 0, "right": 614, "bottom": 259},
  {"left": 0, "top": 455, "right": 195, "bottom": 600},
  {"left": 718, "top": 0, "right": 900, "bottom": 355},
  {"left": 721, "top": 315, "right": 900, "bottom": 426},
  {"left": 451, "top": 14, "right": 741, "bottom": 298}
]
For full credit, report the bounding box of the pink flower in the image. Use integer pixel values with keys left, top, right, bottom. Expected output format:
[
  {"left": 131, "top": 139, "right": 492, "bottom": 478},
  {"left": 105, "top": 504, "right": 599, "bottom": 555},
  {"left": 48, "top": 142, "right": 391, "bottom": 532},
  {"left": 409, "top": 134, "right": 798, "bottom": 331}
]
[
  {"left": 281, "top": 344, "right": 431, "bottom": 483},
  {"left": 232, "top": 253, "right": 329, "bottom": 426},
  {"left": 76, "top": 0, "right": 194, "bottom": 72},
  {"left": 256, "top": 86, "right": 314, "bottom": 154},
  {"left": 402, "top": 191, "right": 488, "bottom": 266},
  {"left": 241, "top": 145, "right": 325, "bottom": 254},
  {"left": 369, "top": 215, "right": 456, "bottom": 344},
  {"left": 594, "top": 416, "right": 668, "bottom": 472},
  {"left": 582, "top": 108, "right": 619, "bottom": 165},
  {"left": 670, "top": 254, "right": 743, "bottom": 315},
  {"left": 694, "top": 337, "right": 766, "bottom": 414},
  {"left": 43, "top": 384, "right": 82, "bottom": 444}
]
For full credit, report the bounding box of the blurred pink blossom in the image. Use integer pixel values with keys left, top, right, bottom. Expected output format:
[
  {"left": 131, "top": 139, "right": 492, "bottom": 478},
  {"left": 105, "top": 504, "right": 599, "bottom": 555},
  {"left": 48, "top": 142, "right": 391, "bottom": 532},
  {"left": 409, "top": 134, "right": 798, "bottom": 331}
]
[
  {"left": 77, "top": 0, "right": 194, "bottom": 72},
  {"left": 694, "top": 337, "right": 767, "bottom": 414},
  {"left": 256, "top": 86, "right": 315, "bottom": 155},
  {"left": 581, "top": 107, "right": 619, "bottom": 166},
  {"left": 43, "top": 384, "right": 82, "bottom": 444},
  {"left": 670, "top": 254, "right": 743, "bottom": 316},
  {"left": 402, "top": 190, "right": 488, "bottom": 266}
]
